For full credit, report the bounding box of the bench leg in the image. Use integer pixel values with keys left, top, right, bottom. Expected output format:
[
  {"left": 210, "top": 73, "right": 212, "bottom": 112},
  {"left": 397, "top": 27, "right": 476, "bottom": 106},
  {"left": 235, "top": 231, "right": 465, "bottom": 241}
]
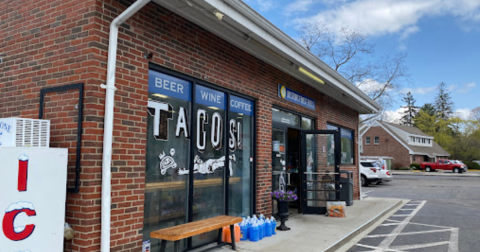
[
  {"left": 160, "top": 240, "right": 167, "bottom": 252},
  {"left": 230, "top": 224, "right": 236, "bottom": 250},
  {"left": 174, "top": 240, "right": 180, "bottom": 252},
  {"left": 217, "top": 228, "right": 223, "bottom": 245}
]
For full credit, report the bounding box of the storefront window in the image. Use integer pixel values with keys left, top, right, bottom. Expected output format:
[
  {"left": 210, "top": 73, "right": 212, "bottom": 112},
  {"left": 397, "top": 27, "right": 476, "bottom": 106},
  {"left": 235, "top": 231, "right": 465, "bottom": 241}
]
[
  {"left": 144, "top": 69, "right": 255, "bottom": 250},
  {"left": 191, "top": 85, "right": 226, "bottom": 246},
  {"left": 301, "top": 117, "right": 313, "bottom": 130},
  {"left": 327, "top": 124, "right": 354, "bottom": 165},
  {"left": 272, "top": 108, "right": 299, "bottom": 127},
  {"left": 144, "top": 71, "right": 191, "bottom": 251},
  {"left": 228, "top": 95, "right": 254, "bottom": 217}
]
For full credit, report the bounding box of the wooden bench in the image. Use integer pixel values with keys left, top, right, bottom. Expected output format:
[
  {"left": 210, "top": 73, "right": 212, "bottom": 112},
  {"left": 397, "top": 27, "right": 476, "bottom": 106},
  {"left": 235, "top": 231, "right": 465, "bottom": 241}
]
[{"left": 150, "top": 215, "right": 243, "bottom": 252}]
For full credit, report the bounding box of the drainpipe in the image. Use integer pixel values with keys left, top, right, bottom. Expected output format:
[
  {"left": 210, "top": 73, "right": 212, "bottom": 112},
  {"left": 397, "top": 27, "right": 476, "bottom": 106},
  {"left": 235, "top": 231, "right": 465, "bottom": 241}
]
[{"left": 101, "top": 0, "right": 150, "bottom": 251}]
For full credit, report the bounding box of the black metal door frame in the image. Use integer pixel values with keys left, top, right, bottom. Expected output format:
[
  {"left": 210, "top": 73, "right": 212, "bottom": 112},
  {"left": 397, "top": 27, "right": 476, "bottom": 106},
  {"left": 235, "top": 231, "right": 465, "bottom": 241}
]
[{"left": 301, "top": 130, "right": 341, "bottom": 214}]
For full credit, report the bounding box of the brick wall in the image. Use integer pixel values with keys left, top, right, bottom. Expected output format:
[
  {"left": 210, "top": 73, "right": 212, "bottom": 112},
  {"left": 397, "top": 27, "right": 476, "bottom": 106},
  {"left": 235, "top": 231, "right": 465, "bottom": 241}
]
[
  {"left": 1, "top": 0, "right": 361, "bottom": 251},
  {"left": 362, "top": 126, "right": 411, "bottom": 168}
]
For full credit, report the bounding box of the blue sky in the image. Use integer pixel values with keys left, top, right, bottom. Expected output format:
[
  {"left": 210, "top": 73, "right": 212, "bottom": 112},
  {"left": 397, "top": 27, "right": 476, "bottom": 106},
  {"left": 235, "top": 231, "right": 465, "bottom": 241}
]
[{"left": 243, "top": 0, "right": 480, "bottom": 121}]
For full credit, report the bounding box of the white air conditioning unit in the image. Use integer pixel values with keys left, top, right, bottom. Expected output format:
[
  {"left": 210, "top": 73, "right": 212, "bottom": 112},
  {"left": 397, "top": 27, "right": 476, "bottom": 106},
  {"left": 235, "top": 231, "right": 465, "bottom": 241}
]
[{"left": 0, "top": 118, "right": 50, "bottom": 147}]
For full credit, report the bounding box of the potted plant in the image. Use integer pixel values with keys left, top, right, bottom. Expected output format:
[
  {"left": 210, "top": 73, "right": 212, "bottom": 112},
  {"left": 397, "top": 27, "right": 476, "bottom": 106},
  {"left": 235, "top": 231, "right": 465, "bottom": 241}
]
[{"left": 271, "top": 190, "right": 298, "bottom": 231}]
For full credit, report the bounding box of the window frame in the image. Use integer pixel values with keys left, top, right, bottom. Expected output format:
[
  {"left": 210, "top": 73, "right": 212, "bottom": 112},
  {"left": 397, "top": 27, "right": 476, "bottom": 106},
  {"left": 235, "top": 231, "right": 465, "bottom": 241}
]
[
  {"left": 147, "top": 63, "right": 257, "bottom": 219},
  {"left": 365, "top": 136, "right": 371, "bottom": 145},
  {"left": 374, "top": 136, "right": 380, "bottom": 145},
  {"left": 327, "top": 123, "right": 355, "bottom": 165}
]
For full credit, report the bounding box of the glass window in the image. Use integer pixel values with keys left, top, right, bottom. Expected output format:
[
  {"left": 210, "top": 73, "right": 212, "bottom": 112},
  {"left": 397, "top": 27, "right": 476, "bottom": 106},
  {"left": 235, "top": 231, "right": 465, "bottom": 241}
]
[
  {"left": 191, "top": 85, "right": 226, "bottom": 247},
  {"left": 144, "top": 71, "right": 192, "bottom": 251},
  {"left": 327, "top": 124, "right": 354, "bottom": 165},
  {"left": 374, "top": 136, "right": 379, "bottom": 144},
  {"left": 301, "top": 117, "right": 314, "bottom": 130},
  {"left": 272, "top": 108, "right": 299, "bottom": 127},
  {"left": 228, "top": 95, "right": 254, "bottom": 217},
  {"left": 144, "top": 70, "right": 255, "bottom": 250},
  {"left": 365, "top": 137, "right": 370, "bottom": 145}
]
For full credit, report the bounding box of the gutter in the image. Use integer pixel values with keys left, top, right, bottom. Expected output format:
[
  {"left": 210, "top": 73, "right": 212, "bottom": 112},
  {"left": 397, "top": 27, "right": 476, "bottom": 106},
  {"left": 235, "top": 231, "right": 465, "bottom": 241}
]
[{"left": 100, "top": 0, "right": 151, "bottom": 251}]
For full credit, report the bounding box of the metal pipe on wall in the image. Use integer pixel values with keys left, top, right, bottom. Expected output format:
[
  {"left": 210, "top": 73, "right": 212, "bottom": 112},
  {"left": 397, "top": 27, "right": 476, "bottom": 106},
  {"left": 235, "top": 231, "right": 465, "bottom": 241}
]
[{"left": 101, "top": 0, "right": 151, "bottom": 251}]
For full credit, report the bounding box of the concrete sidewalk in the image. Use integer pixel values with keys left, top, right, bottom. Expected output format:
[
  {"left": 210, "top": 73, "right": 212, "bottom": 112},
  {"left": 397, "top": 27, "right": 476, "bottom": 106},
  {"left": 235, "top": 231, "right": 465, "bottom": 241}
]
[
  {"left": 393, "top": 170, "right": 480, "bottom": 177},
  {"left": 210, "top": 197, "right": 403, "bottom": 252}
]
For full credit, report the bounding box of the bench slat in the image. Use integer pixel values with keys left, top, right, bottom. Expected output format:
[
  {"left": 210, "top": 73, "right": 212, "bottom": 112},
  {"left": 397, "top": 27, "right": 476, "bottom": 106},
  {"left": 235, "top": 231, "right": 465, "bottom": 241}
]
[{"left": 150, "top": 215, "right": 242, "bottom": 241}]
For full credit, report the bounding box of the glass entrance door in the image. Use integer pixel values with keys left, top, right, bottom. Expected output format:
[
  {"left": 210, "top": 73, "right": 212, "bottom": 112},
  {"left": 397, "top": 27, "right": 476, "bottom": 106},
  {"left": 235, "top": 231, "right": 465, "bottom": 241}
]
[
  {"left": 272, "top": 128, "right": 286, "bottom": 214},
  {"left": 301, "top": 130, "right": 340, "bottom": 214}
]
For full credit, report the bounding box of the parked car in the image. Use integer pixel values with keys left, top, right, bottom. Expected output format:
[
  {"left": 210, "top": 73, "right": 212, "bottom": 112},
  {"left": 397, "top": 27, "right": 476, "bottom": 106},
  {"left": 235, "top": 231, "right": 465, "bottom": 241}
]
[
  {"left": 360, "top": 161, "right": 381, "bottom": 186},
  {"left": 372, "top": 160, "right": 393, "bottom": 184},
  {"left": 420, "top": 159, "right": 467, "bottom": 173}
]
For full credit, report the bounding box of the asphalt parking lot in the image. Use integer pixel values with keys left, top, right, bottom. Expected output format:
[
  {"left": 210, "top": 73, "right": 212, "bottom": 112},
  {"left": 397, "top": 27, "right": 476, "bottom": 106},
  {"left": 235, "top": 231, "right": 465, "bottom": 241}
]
[{"left": 349, "top": 174, "right": 480, "bottom": 252}]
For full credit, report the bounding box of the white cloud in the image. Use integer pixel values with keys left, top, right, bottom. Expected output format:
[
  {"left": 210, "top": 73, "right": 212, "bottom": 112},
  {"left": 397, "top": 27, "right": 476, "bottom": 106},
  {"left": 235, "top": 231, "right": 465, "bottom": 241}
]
[
  {"left": 457, "top": 82, "right": 476, "bottom": 93},
  {"left": 455, "top": 108, "right": 472, "bottom": 119},
  {"left": 401, "top": 86, "right": 436, "bottom": 95},
  {"left": 400, "top": 25, "right": 420, "bottom": 40},
  {"left": 383, "top": 108, "right": 404, "bottom": 124},
  {"left": 285, "top": 0, "right": 315, "bottom": 16},
  {"left": 447, "top": 84, "right": 458, "bottom": 91},
  {"left": 293, "top": 0, "right": 480, "bottom": 38},
  {"left": 356, "top": 79, "right": 392, "bottom": 93},
  {"left": 257, "top": 0, "right": 275, "bottom": 12}
]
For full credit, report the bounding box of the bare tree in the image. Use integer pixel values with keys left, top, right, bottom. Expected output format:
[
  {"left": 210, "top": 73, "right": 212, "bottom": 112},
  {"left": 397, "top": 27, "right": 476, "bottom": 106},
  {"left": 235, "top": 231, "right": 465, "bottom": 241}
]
[
  {"left": 471, "top": 106, "right": 480, "bottom": 122},
  {"left": 297, "top": 21, "right": 409, "bottom": 109}
]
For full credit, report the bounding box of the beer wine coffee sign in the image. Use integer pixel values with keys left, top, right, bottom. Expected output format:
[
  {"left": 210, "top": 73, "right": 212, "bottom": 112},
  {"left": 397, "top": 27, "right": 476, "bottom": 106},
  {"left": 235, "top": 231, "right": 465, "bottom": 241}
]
[
  {"left": 0, "top": 147, "right": 68, "bottom": 252},
  {"left": 148, "top": 71, "right": 253, "bottom": 176}
]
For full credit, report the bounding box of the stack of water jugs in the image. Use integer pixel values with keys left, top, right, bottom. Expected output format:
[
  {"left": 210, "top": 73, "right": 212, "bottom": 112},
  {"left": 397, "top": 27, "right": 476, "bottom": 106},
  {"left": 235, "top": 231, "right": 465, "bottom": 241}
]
[{"left": 239, "top": 214, "right": 276, "bottom": 242}]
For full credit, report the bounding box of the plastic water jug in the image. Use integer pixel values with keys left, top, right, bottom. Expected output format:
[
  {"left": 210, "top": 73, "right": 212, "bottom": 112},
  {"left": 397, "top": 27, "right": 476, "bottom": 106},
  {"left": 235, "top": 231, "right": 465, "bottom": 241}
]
[
  {"left": 248, "top": 223, "right": 259, "bottom": 242},
  {"left": 265, "top": 219, "right": 272, "bottom": 237},
  {"left": 240, "top": 222, "right": 248, "bottom": 241},
  {"left": 222, "top": 224, "right": 240, "bottom": 243},
  {"left": 270, "top": 216, "right": 276, "bottom": 235},
  {"left": 259, "top": 220, "right": 264, "bottom": 239}
]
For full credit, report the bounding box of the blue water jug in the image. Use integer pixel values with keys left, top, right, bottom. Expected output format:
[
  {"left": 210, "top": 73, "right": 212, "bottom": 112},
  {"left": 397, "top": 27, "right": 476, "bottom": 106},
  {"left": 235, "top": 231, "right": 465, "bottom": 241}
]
[
  {"left": 259, "top": 220, "right": 265, "bottom": 239},
  {"left": 271, "top": 217, "right": 276, "bottom": 235},
  {"left": 240, "top": 222, "right": 248, "bottom": 241},
  {"left": 248, "top": 223, "right": 259, "bottom": 242},
  {"left": 265, "top": 219, "right": 272, "bottom": 237}
]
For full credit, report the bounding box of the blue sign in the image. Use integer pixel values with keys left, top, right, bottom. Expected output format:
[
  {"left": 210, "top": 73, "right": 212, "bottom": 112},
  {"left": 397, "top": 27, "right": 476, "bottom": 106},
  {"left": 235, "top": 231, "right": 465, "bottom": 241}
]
[
  {"left": 195, "top": 85, "right": 226, "bottom": 110},
  {"left": 148, "top": 70, "right": 191, "bottom": 101},
  {"left": 278, "top": 85, "right": 315, "bottom": 110},
  {"left": 230, "top": 95, "right": 254, "bottom": 116}
]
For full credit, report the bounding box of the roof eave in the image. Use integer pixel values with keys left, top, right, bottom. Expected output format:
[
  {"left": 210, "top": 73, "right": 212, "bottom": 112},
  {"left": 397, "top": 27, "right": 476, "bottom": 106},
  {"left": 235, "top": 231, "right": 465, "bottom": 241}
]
[{"left": 154, "top": 0, "right": 381, "bottom": 114}]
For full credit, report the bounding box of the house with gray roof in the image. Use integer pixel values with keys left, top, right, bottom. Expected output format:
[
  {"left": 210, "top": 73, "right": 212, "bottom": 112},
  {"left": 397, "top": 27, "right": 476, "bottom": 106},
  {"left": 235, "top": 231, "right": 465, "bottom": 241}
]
[{"left": 359, "top": 121, "right": 450, "bottom": 169}]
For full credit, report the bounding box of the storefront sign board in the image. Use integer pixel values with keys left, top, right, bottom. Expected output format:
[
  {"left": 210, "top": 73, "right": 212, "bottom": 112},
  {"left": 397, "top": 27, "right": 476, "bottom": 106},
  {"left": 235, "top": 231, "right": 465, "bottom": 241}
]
[
  {"left": 0, "top": 147, "right": 68, "bottom": 252},
  {"left": 278, "top": 85, "right": 315, "bottom": 110}
]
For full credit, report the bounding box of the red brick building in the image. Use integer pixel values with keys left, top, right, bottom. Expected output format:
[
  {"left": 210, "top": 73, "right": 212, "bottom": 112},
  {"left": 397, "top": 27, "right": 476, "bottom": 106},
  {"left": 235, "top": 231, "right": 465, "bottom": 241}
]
[
  {"left": 360, "top": 121, "right": 450, "bottom": 169},
  {"left": 1, "top": 0, "right": 380, "bottom": 251}
]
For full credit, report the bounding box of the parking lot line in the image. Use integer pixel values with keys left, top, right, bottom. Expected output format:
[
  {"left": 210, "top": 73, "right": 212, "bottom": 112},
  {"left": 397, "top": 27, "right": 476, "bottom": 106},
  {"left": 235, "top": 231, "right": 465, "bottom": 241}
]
[
  {"left": 377, "top": 200, "right": 426, "bottom": 249},
  {"left": 365, "top": 228, "right": 453, "bottom": 238}
]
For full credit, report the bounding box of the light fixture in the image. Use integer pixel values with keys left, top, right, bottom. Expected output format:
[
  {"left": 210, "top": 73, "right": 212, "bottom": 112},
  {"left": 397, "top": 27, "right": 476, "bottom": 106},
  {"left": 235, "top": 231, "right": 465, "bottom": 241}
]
[
  {"left": 298, "top": 66, "right": 325, "bottom": 85},
  {"left": 152, "top": 94, "right": 168, "bottom": 98},
  {"left": 214, "top": 11, "right": 224, "bottom": 21}
]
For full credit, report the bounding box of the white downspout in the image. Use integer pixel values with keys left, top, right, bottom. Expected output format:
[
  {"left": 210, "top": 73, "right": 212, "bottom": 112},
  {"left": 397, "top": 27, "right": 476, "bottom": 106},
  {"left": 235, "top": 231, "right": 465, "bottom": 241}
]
[{"left": 101, "top": 0, "right": 150, "bottom": 251}]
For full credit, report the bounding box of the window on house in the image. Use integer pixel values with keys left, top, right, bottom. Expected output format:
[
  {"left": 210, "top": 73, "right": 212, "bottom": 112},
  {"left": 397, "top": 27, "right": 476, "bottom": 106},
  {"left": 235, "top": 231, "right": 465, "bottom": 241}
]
[
  {"left": 411, "top": 137, "right": 415, "bottom": 143},
  {"left": 365, "top": 137, "right": 370, "bottom": 145},
  {"left": 374, "top": 136, "right": 379, "bottom": 144},
  {"left": 422, "top": 138, "right": 426, "bottom": 144}
]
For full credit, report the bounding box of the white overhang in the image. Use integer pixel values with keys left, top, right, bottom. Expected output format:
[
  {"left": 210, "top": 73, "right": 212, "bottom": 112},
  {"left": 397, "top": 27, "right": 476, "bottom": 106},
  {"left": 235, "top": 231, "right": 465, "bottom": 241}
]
[{"left": 152, "top": 0, "right": 382, "bottom": 114}]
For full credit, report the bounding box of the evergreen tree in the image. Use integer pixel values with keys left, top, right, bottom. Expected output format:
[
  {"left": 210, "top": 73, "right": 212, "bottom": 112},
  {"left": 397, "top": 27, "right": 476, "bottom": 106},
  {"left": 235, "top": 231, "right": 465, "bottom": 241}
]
[
  {"left": 419, "top": 103, "right": 436, "bottom": 116},
  {"left": 400, "top": 92, "right": 418, "bottom": 126},
  {"left": 434, "top": 82, "right": 454, "bottom": 120}
]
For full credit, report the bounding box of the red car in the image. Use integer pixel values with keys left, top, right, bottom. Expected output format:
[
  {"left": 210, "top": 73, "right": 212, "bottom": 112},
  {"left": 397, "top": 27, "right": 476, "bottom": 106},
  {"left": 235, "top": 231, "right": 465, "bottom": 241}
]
[{"left": 420, "top": 160, "right": 467, "bottom": 173}]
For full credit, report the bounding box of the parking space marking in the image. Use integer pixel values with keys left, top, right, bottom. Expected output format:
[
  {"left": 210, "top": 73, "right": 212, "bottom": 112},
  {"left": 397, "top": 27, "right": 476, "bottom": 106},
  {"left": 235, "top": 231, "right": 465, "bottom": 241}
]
[
  {"left": 363, "top": 190, "right": 375, "bottom": 194},
  {"left": 355, "top": 244, "right": 403, "bottom": 252},
  {"left": 448, "top": 228, "right": 459, "bottom": 252},
  {"left": 390, "top": 241, "right": 450, "bottom": 250},
  {"left": 377, "top": 200, "right": 426, "bottom": 249},
  {"left": 354, "top": 200, "right": 460, "bottom": 252},
  {"left": 365, "top": 228, "right": 452, "bottom": 238}
]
